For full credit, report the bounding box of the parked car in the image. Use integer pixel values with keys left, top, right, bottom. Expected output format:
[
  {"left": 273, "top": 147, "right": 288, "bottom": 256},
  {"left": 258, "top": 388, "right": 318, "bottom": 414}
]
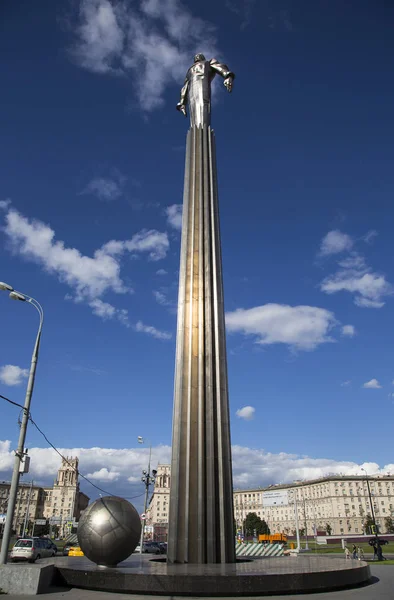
[
  {"left": 10, "top": 538, "right": 53, "bottom": 563},
  {"left": 144, "top": 541, "right": 165, "bottom": 555},
  {"left": 63, "top": 541, "right": 74, "bottom": 556},
  {"left": 159, "top": 542, "right": 167, "bottom": 553},
  {"left": 68, "top": 546, "right": 84, "bottom": 557},
  {"left": 32, "top": 537, "right": 57, "bottom": 555},
  {"left": 368, "top": 538, "right": 389, "bottom": 546}
]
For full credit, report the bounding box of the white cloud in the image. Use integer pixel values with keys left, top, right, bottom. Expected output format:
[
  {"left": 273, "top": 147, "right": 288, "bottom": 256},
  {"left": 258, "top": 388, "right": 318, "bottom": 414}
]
[
  {"left": 319, "top": 230, "right": 353, "bottom": 256},
  {"left": 1, "top": 207, "right": 168, "bottom": 322},
  {"left": 0, "top": 199, "right": 11, "bottom": 211},
  {"left": 226, "top": 303, "right": 337, "bottom": 351},
  {"left": 102, "top": 230, "right": 169, "bottom": 261},
  {"left": 236, "top": 406, "right": 255, "bottom": 420},
  {"left": 341, "top": 325, "right": 356, "bottom": 337},
  {"left": 88, "top": 299, "right": 129, "bottom": 326},
  {"left": 86, "top": 467, "right": 120, "bottom": 481},
  {"left": 363, "top": 230, "right": 378, "bottom": 244},
  {"left": 69, "top": 0, "right": 218, "bottom": 111},
  {"left": 320, "top": 245, "right": 392, "bottom": 309},
  {"left": 156, "top": 269, "right": 167, "bottom": 276},
  {"left": 321, "top": 270, "right": 392, "bottom": 309},
  {"left": 363, "top": 379, "right": 382, "bottom": 389},
  {"left": 340, "top": 380, "right": 351, "bottom": 387},
  {"left": 165, "top": 204, "right": 182, "bottom": 230},
  {"left": 153, "top": 290, "right": 171, "bottom": 306},
  {"left": 0, "top": 365, "right": 29, "bottom": 386},
  {"left": 135, "top": 320, "right": 172, "bottom": 340},
  {"left": 82, "top": 176, "right": 124, "bottom": 201},
  {"left": 0, "top": 440, "right": 393, "bottom": 503}
]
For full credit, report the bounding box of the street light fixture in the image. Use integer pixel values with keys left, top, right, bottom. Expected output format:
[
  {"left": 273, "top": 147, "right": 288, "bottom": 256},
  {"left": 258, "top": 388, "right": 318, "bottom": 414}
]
[
  {"left": 137, "top": 437, "right": 156, "bottom": 554},
  {"left": 289, "top": 488, "right": 301, "bottom": 552},
  {"left": 361, "top": 468, "right": 379, "bottom": 540},
  {"left": 0, "top": 282, "right": 43, "bottom": 565}
]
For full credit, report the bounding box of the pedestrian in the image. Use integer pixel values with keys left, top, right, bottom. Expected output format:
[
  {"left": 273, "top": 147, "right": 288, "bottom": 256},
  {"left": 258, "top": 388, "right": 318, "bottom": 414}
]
[
  {"left": 352, "top": 544, "right": 358, "bottom": 559},
  {"left": 376, "top": 543, "right": 386, "bottom": 561},
  {"left": 357, "top": 546, "right": 364, "bottom": 561},
  {"left": 372, "top": 541, "right": 378, "bottom": 561},
  {"left": 344, "top": 547, "right": 351, "bottom": 560}
]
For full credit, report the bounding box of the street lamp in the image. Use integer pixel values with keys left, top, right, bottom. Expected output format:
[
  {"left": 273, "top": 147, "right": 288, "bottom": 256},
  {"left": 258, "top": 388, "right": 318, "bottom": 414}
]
[
  {"left": 137, "top": 437, "right": 156, "bottom": 555},
  {"left": 361, "top": 468, "right": 378, "bottom": 540},
  {"left": 0, "top": 282, "right": 43, "bottom": 564},
  {"left": 289, "top": 489, "right": 301, "bottom": 552}
]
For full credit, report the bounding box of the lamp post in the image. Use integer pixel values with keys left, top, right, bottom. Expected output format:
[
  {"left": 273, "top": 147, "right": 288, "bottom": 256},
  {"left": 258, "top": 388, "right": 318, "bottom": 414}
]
[
  {"left": 290, "top": 488, "right": 301, "bottom": 552},
  {"left": 137, "top": 437, "right": 157, "bottom": 555},
  {"left": 301, "top": 491, "right": 309, "bottom": 550},
  {"left": 361, "top": 468, "right": 378, "bottom": 540},
  {"left": 22, "top": 480, "right": 34, "bottom": 537},
  {"left": 0, "top": 283, "right": 43, "bottom": 565}
]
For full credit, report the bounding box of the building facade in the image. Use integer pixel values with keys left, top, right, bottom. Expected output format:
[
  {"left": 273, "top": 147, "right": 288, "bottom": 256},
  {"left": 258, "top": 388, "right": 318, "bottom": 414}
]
[
  {"left": 146, "top": 464, "right": 170, "bottom": 540},
  {"left": 146, "top": 467, "right": 394, "bottom": 538},
  {"left": 234, "top": 475, "right": 394, "bottom": 536},
  {"left": 0, "top": 456, "right": 89, "bottom": 537}
]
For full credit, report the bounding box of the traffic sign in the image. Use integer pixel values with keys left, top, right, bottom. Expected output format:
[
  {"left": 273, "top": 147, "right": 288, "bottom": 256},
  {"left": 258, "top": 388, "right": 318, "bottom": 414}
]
[
  {"left": 140, "top": 513, "right": 146, "bottom": 520},
  {"left": 49, "top": 516, "right": 61, "bottom": 524},
  {"left": 35, "top": 519, "right": 47, "bottom": 525}
]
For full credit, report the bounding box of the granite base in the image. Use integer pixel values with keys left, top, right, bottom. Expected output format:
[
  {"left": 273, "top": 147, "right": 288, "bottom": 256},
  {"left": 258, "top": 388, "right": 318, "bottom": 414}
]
[
  {"left": 55, "top": 554, "right": 371, "bottom": 596},
  {"left": 0, "top": 563, "right": 56, "bottom": 595}
]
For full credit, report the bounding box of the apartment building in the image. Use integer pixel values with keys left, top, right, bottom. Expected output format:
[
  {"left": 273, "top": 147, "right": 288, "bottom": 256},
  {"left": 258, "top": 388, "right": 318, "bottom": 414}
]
[
  {"left": 146, "top": 466, "right": 394, "bottom": 537},
  {"left": 233, "top": 475, "right": 394, "bottom": 536},
  {"left": 0, "top": 456, "right": 89, "bottom": 536}
]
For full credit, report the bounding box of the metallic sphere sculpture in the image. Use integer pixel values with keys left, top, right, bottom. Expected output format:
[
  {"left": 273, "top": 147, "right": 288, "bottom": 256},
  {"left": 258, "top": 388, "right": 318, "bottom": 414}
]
[{"left": 77, "top": 496, "right": 141, "bottom": 567}]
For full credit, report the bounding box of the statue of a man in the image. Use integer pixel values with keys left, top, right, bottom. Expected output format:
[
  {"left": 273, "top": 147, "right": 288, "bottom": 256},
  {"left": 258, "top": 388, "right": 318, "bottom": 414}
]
[{"left": 177, "top": 54, "right": 235, "bottom": 127}]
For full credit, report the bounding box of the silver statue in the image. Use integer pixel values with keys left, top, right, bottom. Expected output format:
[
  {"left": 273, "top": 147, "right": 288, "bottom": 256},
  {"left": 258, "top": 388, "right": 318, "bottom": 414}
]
[
  {"left": 77, "top": 496, "right": 141, "bottom": 567},
  {"left": 177, "top": 54, "right": 235, "bottom": 127}
]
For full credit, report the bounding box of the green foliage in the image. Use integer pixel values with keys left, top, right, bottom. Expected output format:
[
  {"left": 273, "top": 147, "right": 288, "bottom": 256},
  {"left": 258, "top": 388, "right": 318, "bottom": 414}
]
[
  {"left": 260, "top": 519, "right": 270, "bottom": 535},
  {"left": 34, "top": 522, "right": 50, "bottom": 536},
  {"left": 299, "top": 527, "right": 305, "bottom": 537},
  {"left": 384, "top": 516, "right": 394, "bottom": 533},
  {"left": 363, "top": 514, "right": 374, "bottom": 534},
  {"left": 325, "top": 523, "right": 332, "bottom": 536},
  {"left": 244, "top": 512, "right": 271, "bottom": 536},
  {"left": 52, "top": 525, "right": 60, "bottom": 538}
]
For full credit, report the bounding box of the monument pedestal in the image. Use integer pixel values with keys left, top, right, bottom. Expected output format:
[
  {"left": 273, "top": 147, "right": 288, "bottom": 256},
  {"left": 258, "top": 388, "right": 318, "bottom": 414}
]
[
  {"left": 168, "top": 125, "right": 235, "bottom": 564},
  {"left": 56, "top": 555, "right": 372, "bottom": 596}
]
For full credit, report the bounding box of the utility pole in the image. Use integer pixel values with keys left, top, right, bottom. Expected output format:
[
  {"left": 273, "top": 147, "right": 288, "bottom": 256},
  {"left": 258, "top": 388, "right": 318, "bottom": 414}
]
[
  {"left": 302, "top": 492, "right": 309, "bottom": 550},
  {"left": 23, "top": 480, "right": 34, "bottom": 536},
  {"left": 361, "top": 469, "right": 379, "bottom": 540},
  {"left": 292, "top": 489, "right": 301, "bottom": 552},
  {"left": 137, "top": 438, "right": 157, "bottom": 554}
]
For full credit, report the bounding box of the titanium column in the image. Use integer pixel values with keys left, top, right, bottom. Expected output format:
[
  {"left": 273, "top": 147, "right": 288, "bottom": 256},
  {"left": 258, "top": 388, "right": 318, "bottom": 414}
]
[{"left": 168, "top": 54, "right": 236, "bottom": 564}]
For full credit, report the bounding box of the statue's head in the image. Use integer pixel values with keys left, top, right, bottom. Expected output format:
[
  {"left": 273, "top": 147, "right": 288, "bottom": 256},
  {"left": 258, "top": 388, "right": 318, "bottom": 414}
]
[{"left": 194, "top": 53, "right": 206, "bottom": 63}]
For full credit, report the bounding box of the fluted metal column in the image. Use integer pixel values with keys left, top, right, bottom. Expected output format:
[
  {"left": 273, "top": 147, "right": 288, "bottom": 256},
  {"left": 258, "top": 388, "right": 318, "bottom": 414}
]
[{"left": 168, "top": 125, "right": 235, "bottom": 564}]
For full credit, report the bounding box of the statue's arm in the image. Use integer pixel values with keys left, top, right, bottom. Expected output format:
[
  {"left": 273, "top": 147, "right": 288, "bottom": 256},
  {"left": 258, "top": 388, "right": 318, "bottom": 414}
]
[
  {"left": 176, "top": 78, "right": 189, "bottom": 117},
  {"left": 210, "top": 59, "right": 235, "bottom": 92}
]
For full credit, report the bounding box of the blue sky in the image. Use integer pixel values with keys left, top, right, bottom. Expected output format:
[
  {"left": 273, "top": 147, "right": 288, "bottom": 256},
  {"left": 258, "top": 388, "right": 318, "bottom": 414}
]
[{"left": 1, "top": 0, "right": 394, "bottom": 509}]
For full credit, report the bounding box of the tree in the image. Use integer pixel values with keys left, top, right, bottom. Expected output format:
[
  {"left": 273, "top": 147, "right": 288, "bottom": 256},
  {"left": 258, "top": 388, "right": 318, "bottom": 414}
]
[
  {"left": 363, "top": 514, "right": 374, "bottom": 535},
  {"left": 299, "top": 527, "right": 305, "bottom": 537},
  {"left": 243, "top": 512, "right": 270, "bottom": 537},
  {"left": 260, "top": 519, "right": 270, "bottom": 535},
  {"left": 244, "top": 512, "right": 261, "bottom": 536},
  {"left": 384, "top": 517, "right": 394, "bottom": 534},
  {"left": 52, "top": 525, "right": 60, "bottom": 538},
  {"left": 34, "top": 522, "right": 50, "bottom": 537},
  {"left": 326, "top": 523, "right": 332, "bottom": 536}
]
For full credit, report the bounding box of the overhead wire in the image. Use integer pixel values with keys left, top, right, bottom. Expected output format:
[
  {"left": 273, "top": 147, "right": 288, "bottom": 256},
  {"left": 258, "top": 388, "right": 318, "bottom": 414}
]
[{"left": 0, "top": 392, "right": 146, "bottom": 501}]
